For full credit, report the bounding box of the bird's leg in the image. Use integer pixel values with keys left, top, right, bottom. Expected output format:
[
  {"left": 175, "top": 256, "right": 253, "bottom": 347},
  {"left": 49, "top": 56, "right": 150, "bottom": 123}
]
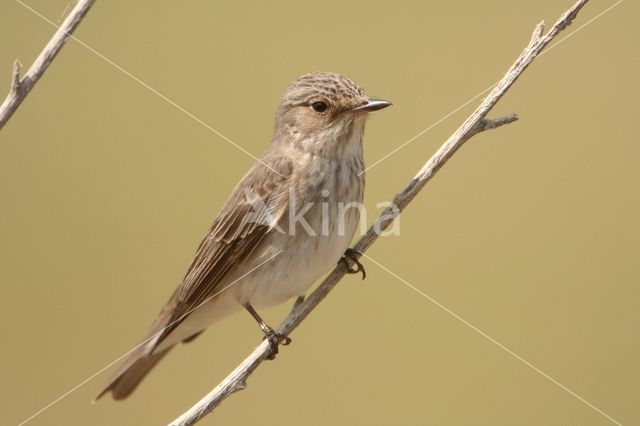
[
  {"left": 243, "top": 303, "right": 291, "bottom": 360},
  {"left": 340, "top": 248, "right": 366, "bottom": 280}
]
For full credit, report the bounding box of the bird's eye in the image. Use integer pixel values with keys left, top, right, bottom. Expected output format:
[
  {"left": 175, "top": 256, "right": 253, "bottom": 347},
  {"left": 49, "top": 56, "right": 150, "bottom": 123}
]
[{"left": 311, "top": 101, "right": 328, "bottom": 113}]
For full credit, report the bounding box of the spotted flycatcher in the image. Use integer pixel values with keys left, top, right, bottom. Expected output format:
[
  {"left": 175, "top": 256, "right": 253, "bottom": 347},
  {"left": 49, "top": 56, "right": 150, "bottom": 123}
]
[{"left": 97, "top": 72, "right": 390, "bottom": 399}]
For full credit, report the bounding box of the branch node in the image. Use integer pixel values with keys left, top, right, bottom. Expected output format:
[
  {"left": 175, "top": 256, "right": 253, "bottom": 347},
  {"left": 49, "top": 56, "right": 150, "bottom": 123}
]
[
  {"left": 558, "top": 5, "right": 581, "bottom": 31},
  {"left": 10, "top": 60, "right": 22, "bottom": 95},
  {"left": 532, "top": 21, "right": 545, "bottom": 41},
  {"left": 0, "top": 0, "right": 96, "bottom": 130},
  {"left": 478, "top": 114, "right": 519, "bottom": 132}
]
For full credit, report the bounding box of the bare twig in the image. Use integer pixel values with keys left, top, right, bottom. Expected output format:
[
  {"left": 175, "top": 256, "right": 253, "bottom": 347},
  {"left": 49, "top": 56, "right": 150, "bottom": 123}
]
[
  {"left": 170, "top": 1, "right": 589, "bottom": 424},
  {"left": 0, "top": 0, "right": 96, "bottom": 129}
]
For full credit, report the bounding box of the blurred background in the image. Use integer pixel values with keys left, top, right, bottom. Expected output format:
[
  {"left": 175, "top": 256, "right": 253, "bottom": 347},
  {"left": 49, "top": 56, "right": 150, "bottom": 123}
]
[{"left": 1, "top": 1, "right": 637, "bottom": 425}]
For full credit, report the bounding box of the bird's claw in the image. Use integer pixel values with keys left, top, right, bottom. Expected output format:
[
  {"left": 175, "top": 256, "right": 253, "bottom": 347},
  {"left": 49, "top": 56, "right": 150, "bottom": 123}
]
[
  {"left": 341, "top": 248, "right": 366, "bottom": 280},
  {"left": 263, "top": 329, "right": 292, "bottom": 360}
]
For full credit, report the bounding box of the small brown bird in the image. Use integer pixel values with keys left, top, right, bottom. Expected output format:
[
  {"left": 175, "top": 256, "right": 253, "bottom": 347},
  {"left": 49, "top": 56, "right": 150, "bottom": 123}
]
[{"left": 97, "top": 72, "right": 390, "bottom": 400}]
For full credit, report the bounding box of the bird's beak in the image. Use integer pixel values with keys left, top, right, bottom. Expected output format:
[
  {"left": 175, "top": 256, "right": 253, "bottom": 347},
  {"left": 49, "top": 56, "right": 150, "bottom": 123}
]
[{"left": 351, "top": 98, "right": 392, "bottom": 112}]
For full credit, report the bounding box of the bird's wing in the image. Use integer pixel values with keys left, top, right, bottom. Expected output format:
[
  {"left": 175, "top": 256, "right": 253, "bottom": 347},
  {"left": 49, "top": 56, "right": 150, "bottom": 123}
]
[
  {"left": 96, "top": 156, "right": 293, "bottom": 400},
  {"left": 146, "top": 156, "right": 294, "bottom": 352}
]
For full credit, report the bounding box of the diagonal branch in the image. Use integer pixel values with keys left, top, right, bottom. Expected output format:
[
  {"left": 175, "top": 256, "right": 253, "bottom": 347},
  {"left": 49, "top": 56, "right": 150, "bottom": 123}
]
[
  {"left": 170, "top": 1, "right": 589, "bottom": 424},
  {"left": 0, "top": 0, "right": 96, "bottom": 130}
]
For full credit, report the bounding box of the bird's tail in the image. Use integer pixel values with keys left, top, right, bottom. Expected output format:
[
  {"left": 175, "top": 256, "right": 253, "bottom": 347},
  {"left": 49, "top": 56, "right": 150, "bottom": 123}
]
[{"left": 95, "top": 344, "right": 172, "bottom": 401}]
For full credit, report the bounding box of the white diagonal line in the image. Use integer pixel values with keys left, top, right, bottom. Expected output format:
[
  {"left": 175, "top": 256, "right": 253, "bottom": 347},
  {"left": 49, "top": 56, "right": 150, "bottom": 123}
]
[
  {"left": 14, "top": 0, "right": 283, "bottom": 177},
  {"left": 16, "top": 251, "right": 282, "bottom": 426},
  {"left": 360, "top": 82, "right": 494, "bottom": 175},
  {"left": 360, "top": 0, "right": 624, "bottom": 176},
  {"left": 361, "top": 252, "right": 623, "bottom": 426},
  {"left": 540, "top": 0, "right": 624, "bottom": 56}
]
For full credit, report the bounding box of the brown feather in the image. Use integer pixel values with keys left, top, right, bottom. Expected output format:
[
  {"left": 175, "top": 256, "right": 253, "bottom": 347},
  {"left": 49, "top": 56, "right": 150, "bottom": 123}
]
[
  {"left": 96, "top": 155, "right": 293, "bottom": 400},
  {"left": 153, "top": 155, "right": 293, "bottom": 346}
]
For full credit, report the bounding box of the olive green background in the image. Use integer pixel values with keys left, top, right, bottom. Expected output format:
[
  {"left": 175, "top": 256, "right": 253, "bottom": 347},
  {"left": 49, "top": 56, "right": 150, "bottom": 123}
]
[{"left": 1, "top": 1, "right": 637, "bottom": 425}]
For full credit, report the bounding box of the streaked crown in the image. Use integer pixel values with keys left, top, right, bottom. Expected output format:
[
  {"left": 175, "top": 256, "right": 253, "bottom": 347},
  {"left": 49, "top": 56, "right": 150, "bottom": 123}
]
[{"left": 281, "top": 72, "right": 367, "bottom": 112}]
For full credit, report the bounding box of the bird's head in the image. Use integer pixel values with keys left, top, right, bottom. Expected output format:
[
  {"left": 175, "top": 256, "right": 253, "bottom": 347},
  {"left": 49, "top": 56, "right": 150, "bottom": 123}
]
[{"left": 273, "top": 72, "right": 391, "bottom": 154}]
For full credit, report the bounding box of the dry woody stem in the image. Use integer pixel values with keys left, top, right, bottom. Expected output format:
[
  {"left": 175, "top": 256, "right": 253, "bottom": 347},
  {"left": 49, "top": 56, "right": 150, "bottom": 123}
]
[
  {"left": 167, "top": 0, "right": 590, "bottom": 424},
  {"left": 0, "top": 0, "right": 96, "bottom": 129}
]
